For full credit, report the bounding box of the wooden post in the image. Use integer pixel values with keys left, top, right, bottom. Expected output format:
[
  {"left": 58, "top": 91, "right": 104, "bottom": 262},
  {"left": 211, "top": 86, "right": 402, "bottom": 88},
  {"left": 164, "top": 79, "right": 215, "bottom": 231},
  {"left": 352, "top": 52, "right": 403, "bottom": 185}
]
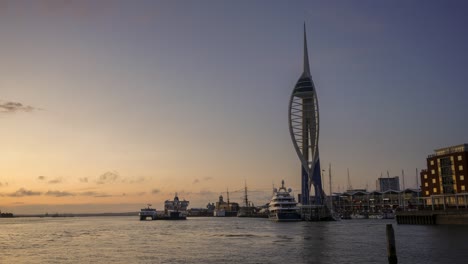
[{"left": 386, "top": 224, "right": 398, "bottom": 264}]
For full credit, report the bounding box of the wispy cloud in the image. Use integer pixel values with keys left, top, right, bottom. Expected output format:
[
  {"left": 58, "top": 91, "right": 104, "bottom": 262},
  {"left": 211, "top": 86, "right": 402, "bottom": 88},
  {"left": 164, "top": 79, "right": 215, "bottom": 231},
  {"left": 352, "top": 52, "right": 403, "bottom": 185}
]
[
  {"left": 7, "top": 188, "right": 42, "bottom": 197},
  {"left": 127, "top": 177, "right": 146, "bottom": 184},
  {"left": 48, "top": 178, "right": 63, "bottom": 184},
  {"left": 193, "top": 177, "right": 213, "bottom": 184},
  {"left": 79, "top": 177, "right": 88, "bottom": 183},
  {"left": 198, "top": 190, "right": 216, "bottom": 196},
  {"left": 0, "top": 100, "right": 40, "bottom": 113},
  {"left": 93, "top": 194, "right": 114, "bottom": 198},
  {"left": 45, "top": 190, "right": 75, "bottom": 197},
  {"left": 79, "top": 191, "right": 113, "bottom": 198},
  {"left": 96, "top": 171, "right": 119, "bottom": 184}
]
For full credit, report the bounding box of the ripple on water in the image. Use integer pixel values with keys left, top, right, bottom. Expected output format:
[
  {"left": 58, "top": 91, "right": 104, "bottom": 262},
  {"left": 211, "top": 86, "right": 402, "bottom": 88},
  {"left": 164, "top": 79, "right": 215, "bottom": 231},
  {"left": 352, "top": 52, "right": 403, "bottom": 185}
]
[{"left": 1, "top": 217, "right": 468, "bottom": 264}]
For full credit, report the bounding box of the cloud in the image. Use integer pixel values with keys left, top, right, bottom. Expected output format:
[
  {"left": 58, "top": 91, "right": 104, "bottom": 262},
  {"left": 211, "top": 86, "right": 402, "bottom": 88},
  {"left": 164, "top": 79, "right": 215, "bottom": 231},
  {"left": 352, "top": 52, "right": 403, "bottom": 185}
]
[
  {"left": 79, "top": 191, "right": 113, "bottom": 198},
  {"left": 193, "top": 177, "right": 213, "bottom": 184},
  {"left": 80, "top": 191, "right": 99, "bottom": 196},
  {"left": 48, "top": 178, "right": 62, "bottom": 184},
  {"left": 45, "top": 190, "right": 75, "bottom": 197},
  {"left": 96, "top": 171, "right": 119, "bottom": 184},
  {"left": 79, "top": 177, "right": 88, "bottom": 183},
  {"left": 151, "top": 189, "right": 160, "bottom": 195},
  {"left": 0, "top": 100, "right": 40, "bottom": 113},
  {"left": 7, "top": 188, "right": 42, "bottom": 197},
  {"left": 93, "top": 194, "right": 114, "bottom": 198},
  {"left": 38, "top": 176, "right": 46, "bottom": 180},
  {"left": 123, "top": 176, "right": 146, "bottom": 184},
  {"left": 0, "top": 182, "right": 8, "bottom": 187}
]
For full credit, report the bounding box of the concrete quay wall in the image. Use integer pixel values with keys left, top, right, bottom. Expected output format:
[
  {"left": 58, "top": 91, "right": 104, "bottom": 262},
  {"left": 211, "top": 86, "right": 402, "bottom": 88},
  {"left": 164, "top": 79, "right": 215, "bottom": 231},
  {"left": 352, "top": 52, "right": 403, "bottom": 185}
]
[{"left": 396, "top": 210, "right": 468, "bottom": 225}]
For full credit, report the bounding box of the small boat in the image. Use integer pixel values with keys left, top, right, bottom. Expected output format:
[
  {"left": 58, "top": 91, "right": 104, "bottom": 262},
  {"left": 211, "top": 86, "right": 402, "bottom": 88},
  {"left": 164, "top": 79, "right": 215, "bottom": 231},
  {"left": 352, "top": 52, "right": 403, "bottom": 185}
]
[
  {"left": 268, "top": 180, "right": 301, "bottom": 222},
  {"left": 381, "top": 209, "right": 395, "bottom": 219},
  {"left": 139, "top": 204, "right": 157, "bottom": 220}
]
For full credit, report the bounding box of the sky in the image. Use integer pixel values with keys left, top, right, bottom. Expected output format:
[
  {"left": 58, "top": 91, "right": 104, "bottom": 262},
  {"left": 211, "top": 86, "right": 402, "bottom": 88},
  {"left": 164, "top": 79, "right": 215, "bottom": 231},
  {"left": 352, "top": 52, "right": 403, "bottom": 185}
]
[{"left": 1, "top": 0, "right": 468, "bottom": 214}]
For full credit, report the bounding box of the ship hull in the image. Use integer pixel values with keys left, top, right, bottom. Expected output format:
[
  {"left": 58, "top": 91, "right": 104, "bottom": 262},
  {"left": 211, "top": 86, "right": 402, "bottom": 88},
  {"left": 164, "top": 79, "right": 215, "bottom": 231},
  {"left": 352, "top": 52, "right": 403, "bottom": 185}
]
[{"left": 269, "top": 212, "right": 302, "bottom": 222}]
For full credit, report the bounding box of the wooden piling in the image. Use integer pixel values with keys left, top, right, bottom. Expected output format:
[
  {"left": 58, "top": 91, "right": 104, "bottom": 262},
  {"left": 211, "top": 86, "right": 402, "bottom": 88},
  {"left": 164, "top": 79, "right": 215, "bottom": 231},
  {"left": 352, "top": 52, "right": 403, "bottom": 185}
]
[{"left": 386, "top": 224, "right": 397, "bottom": 264}]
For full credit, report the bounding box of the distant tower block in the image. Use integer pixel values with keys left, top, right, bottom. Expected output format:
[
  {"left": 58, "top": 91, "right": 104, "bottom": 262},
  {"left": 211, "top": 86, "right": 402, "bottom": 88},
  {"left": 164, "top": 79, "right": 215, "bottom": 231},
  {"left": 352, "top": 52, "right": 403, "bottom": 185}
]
[{"left": 288, "top": 24, "right": 323, "bottom": 205}]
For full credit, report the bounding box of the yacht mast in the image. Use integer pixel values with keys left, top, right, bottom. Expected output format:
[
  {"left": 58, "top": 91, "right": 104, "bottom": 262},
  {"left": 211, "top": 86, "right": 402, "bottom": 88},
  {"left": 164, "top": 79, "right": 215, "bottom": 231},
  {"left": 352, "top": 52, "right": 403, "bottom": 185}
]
[{"left": 244, "top": 181, "right": 249, "bottom": 207}]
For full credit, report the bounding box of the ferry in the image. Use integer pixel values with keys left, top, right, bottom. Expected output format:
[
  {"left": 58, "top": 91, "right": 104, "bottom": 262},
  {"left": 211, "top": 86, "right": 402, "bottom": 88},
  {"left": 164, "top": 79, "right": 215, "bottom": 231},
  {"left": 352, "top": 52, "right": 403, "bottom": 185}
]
[
  {"left": 139, "top": 204, "right": 157, "bottom": 220},
  {"left": 164, "top": 193, "right": 189, "bottom": 220},
  {"left": 268, "top": 180, "right": 302, "bottom": 222}
]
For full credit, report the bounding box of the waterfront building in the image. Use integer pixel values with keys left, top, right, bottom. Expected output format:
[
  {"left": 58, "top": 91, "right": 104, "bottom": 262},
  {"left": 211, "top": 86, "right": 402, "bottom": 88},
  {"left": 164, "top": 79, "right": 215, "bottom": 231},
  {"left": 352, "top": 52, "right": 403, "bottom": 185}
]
[
  {"left": 332, "top": 188, "right": 421, "bottom": 214},
  {"left": 420, "top": 144, "right": 468, "bottom": 197},
  {"left": 377, "top": 177, "right": 400, "bottom": 192},
  {"left": 288, "top": 24, "right": 323, "bottom": 205}
]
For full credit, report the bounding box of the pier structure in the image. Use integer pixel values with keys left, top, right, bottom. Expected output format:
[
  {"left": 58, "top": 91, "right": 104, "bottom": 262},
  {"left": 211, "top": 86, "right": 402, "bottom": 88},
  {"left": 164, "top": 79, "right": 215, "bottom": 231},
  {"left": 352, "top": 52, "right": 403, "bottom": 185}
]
[{"left": 288, "top": 24, "right": 331, "bottom": 220}]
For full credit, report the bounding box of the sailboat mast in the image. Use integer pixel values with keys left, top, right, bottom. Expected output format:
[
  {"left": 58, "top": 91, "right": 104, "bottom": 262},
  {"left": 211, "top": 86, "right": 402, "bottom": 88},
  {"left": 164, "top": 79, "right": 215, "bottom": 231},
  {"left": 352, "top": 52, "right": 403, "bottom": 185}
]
[
  {"left": 329, "top": 163, "right": 332, "bottom": 209},
  {"left": 244, "top": 181, "right": 249, "bottom": 207},
  {"left": 227, "top": 188, "right": 230, "bottom": 209}
]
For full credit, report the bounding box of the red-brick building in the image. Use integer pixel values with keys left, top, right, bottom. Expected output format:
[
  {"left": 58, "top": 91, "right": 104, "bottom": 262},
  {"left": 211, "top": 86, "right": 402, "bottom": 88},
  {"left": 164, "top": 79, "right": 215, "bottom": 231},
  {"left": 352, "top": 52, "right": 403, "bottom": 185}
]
[{"left": 420, "top": 144, "right": 468, "bottom": 197}]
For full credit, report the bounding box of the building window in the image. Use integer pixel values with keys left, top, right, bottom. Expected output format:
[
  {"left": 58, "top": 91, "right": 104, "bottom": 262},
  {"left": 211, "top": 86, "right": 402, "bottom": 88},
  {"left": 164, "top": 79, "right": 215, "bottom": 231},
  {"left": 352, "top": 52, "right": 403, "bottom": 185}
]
[
  {"left": 425, "top": 182, "right": 428, "bottom": 187},
  {"left": 462, "top": 185, "right": 466, "bottom": 191},
  {"left": 433, "top": 188, "right": 437, "bottom": 193},
  {"left": 460, "top": 165, "right": 464, "bottom": 171},
  {"left": 458, "top": 155, "right": 463, "bottom": 161},
  {"left": 461, "top": 175, "right": 465, "bottom": 181},
  {"left": 430, "top": 160, "right": 434, "bottom": 165},
  {"left": 425, "top": 191, "right": 429, "bottom": 195},
  {"left": 432, "top": 179, "right": 436, "bottom": 184},
  {"left": 424, "top": 174, "right": 428, "bottom": 179},
  {"left": 431, "top": 169, "right": 435, "bottom": 175}
]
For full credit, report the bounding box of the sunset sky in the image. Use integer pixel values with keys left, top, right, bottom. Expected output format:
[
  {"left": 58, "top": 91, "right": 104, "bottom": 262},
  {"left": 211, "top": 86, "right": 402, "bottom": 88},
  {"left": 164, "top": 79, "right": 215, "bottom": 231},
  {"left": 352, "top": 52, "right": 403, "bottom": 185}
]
[{"left": 1, "top": 0, "right": 468, "bottom": 214}]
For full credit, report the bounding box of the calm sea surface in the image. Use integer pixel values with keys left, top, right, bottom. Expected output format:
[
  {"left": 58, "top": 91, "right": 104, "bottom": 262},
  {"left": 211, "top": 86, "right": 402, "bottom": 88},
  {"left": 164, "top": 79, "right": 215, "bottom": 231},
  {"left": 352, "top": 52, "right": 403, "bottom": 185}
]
[{"left": 1, "top": 216, "right": 467, "bottom": 263}]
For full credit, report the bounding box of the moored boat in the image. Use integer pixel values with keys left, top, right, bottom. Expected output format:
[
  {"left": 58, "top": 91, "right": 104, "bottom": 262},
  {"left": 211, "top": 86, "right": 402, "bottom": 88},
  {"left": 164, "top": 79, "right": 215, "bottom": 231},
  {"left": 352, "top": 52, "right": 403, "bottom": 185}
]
[
  {"left": 139, "top": 204, "right": 157, "bottom": 220},
  {"left": 268, "top": 180, "right": 301, "bottom": 222},
  {"left": 164, "top": 193, "right": 189, "bottom": 220}
]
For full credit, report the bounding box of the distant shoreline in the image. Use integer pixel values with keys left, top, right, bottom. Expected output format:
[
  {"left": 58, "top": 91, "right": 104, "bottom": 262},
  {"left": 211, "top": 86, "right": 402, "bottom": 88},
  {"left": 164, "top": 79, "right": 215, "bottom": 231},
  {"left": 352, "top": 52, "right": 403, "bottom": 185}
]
[{"left": 10, "top": 212, "right": 139, "bottom": 218}]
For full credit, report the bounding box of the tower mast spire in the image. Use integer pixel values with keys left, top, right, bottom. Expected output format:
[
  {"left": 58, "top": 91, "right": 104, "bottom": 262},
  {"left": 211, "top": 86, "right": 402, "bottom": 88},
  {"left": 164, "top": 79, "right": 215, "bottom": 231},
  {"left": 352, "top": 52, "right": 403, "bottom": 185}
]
[{"left": 303, "top": 23, "right": 311, "bottom": 77}]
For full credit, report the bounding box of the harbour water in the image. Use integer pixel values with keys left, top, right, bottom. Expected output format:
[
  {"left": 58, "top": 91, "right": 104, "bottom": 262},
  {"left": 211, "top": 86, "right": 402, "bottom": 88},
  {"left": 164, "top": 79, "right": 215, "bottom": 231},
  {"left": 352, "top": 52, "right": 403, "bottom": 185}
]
[{"left": 1, "top": 217, "right": 467, "bottom": 263}]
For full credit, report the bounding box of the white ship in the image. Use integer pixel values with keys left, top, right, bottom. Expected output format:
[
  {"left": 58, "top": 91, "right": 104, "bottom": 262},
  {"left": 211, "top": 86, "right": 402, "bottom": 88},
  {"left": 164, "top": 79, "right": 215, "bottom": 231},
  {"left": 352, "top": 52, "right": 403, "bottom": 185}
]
[
  {"left": 268, "top": 180, "right": 302, "bottom": 221},
  {"left": 139, "top": 204, "right": 157, "bottom": 220},
  {"left": 164, "top": 193, "right": 189, "bottom": 219}
]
